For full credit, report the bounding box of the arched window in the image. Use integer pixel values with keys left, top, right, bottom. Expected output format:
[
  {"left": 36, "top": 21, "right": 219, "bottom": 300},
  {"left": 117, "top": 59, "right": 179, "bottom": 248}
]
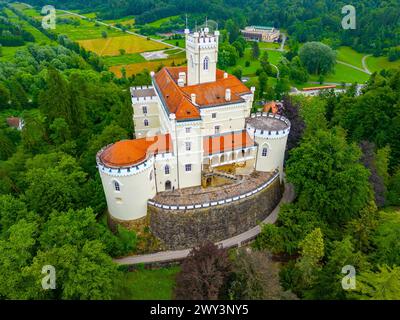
[
  {"left": 142, "top": 106, "right": 148, "bottom": 114},
  {"left": 262, "top": 147, "right": 268, "bottom": 157},
  {"left": 165, "top": 180, "right": 172, "bottom": 191},
  {"left": 114, "top": 181, "right": 120, "bottom": 191},
  {"left": 144, "top": 119, "right": 149, "bottom": 127},
  {"left": 165, "top": 164, "right": 170, "bottom": 175},
  {"left": 203, "top": 56, "right": 209, "bottom": 70}
]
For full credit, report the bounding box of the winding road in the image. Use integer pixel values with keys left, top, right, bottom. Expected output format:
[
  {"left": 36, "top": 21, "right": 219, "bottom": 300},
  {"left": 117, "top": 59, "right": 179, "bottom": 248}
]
[{"left": 114, "top": 183, "right": 295, "bottom": 266}]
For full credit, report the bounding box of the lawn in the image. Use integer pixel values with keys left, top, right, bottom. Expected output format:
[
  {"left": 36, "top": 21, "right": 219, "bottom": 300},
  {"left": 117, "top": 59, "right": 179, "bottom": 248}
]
[
  {"left": 309, "top": 63, "right": 370, "bottom": 84},
  {"left": 366, "top": 56, "right": 400, "bottom": 73},
  {"left": 103, "top": 53, "right": 146, "bottom": 67},
  {"left": 226, "top": 47, "right": 284, "bottom": 76},
  {"left": 110, "top": 57, "right": 186, "bottom": 77},
  {"left": 77, "top": 34, "right": 170, "bottom": 56},
  {"left": 336, "top": 46, "right": 365, "bottom": 69},
  {"left": 259, "top": 42, "right": 282, "bottom": 50},
  {"left": 164, "top": 38, "right": 185, "bottom": 48},
  {"left": 118, "top": 266, "right": 180, "bottom": 300}
]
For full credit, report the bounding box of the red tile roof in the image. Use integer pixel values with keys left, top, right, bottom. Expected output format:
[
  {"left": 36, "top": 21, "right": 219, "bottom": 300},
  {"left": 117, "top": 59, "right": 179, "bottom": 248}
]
[
  {"left": 100, "top": 134, "right": 172, "bottom": 167},
  {"left": 154, "top": 67, "right": 252, "bottom": 121},
  {"left": 203, "top": 130, "right": 255, "bottom": 156},
  {"left": 6, "top": 117, "right": 21, "bottom": 128}
]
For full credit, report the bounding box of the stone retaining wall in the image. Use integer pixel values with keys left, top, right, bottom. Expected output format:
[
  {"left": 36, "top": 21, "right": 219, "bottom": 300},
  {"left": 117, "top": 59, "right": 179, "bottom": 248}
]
[{"left": 148, "top": 175, "right": 282, "bottom": 250}]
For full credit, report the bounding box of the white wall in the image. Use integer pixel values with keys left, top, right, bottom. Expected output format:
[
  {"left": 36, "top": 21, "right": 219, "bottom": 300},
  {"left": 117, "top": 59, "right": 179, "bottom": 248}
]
[
  {"left": 255, "top": 135, "right": 288, "bottom": 179},
  {"left": 133, "top": 100, "right": 160, "bottom": 138},
  {"left": 99, "top": 158, "right": 157, "bottom": 221}
]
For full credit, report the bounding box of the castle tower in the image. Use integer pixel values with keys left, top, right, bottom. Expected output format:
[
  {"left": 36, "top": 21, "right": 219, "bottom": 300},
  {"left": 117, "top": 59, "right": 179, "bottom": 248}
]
[{"left": 185, "top": 26, "right": 219, "bottom": 86}]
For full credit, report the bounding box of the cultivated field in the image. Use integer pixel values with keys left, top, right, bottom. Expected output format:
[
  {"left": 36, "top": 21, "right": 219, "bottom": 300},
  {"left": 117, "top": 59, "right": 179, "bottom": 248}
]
[
  {"left": 110, "top": 57, "right": 186, "bottom": 77},
  {"left": 77, "top": 34, "right": 170, "bottom": 56}
]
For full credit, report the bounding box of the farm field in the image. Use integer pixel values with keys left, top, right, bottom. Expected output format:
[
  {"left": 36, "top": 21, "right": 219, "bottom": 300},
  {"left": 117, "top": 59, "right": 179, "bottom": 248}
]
[
  {"left": 110, "top": 57, "right": 186, "bottom": 77},
  {"left": 117, "top": 267, "right": 180, "bottom": 300},
  {"left": 102, "top": 53, "right": 146, "bottom": 67},
  {"left": 147, "top": 15, "right": 180, "bottom": 28},
  {"left": 77, "top": 34, "right": 171, "bottom": 56},
  {"left": 104, "top": 16, "right": 135, "bottom": 27}
]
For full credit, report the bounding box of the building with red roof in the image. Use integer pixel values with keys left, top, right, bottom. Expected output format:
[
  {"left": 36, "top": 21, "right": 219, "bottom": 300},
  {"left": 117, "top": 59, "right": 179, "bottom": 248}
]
[{"left": 97, "top": 27, "right": 290, "bottom": 223}]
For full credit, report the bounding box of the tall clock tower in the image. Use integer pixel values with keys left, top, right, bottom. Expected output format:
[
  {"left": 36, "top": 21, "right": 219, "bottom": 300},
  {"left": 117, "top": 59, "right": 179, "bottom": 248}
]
[{"left": 185, "top": 27, "right": 219, "bottom": 86}]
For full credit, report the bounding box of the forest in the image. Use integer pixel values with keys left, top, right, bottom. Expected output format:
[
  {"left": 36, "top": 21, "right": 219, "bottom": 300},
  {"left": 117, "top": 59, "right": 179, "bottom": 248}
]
[{"left": 21, "top": 0, "right": 400, "bottom": 56}]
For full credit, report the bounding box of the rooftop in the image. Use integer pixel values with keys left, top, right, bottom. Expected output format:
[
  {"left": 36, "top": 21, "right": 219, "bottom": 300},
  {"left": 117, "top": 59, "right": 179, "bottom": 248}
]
[
  {"left": 246, "top": 114, "right": 289, "bottom": 131},
  {"left": 204, "top": 130, "right": 255, "bottom": 156},
  {"left": 98, "top": 134, "right": 172, "bottom": 168},
  {"left": 153, "top": 66, "right": 252, "bottom": 121},
  {"left": 130, "top": 87, "right": 156, "bottom": 98}
]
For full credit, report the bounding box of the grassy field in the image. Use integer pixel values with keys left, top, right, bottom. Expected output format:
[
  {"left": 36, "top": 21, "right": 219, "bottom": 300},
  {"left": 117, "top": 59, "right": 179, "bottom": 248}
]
[
  {"left": 0, "top": 46, "right": 25, "bottom": 61},
  {"left": 258, "top": 42, "right": 283, "bottom": 50},
  {"left": 104, "top": 16, "right": 135, "bottom": 26},
  {"left": 103, "top": 53, "right": 146, "bottom": 67},
  {"left": 147, "top": 15, "right": 180, "bottom": 28},
  {"left": 164, "top": 38, "right": 185, "bottom": 48},
  {"left": 110, "top": 57, "right": 186, "bottom": 77},
  {"left": 309, "top": 63, "right": 370, "bottom": 84},
  {"left": 336, "top": 46, "right": 365, "bottom": 69},
  {"left": 227, "top": 47, "right": 284, "bottom": 76},
  {"left": 77, "top": 34, "right": 170, "bottom": 56},
  {"left": 366, "top": 56, "right": 400, "bottom": 73},
  {"left": 118, "top": 267, "right": 180, "bottom": 300}
]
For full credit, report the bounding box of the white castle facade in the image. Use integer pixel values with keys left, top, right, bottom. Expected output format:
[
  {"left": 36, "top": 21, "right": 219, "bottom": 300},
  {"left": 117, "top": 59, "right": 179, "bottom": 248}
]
[{"left": 97, "top": 27, "right": 291, "bottom": 222}]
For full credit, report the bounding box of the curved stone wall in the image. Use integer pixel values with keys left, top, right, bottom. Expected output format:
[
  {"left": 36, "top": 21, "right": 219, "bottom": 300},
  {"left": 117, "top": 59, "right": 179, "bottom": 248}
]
[{"left": 148, "top": 174, "right": 282, "bottom": 250}]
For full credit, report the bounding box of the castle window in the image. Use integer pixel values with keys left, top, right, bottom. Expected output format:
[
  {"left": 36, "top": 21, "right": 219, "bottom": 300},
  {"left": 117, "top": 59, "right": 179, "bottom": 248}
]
[
  {"left": 203, "top": 56, "right": 209, "bottom": 70},
  {"left": 185, "top": 142, "right": 192, "bottom": 151},
  {"left": 185, "top": 164, "right": 192, "bottom": 172},
  {"left": 186, "top": 127, "right": 191, "bottom": 134},
  {"left": 165, "top": 165, "right": 170, "bottom": 175},
  {"left": 262, "top": 147, "right": 268, "bottom": 157},
  {"left": 190, "top": 55, "right": 194, "bottom": 68},
  {"left": 212, "top": 113, "right": 217, "bottom": 119},
  {"left": 142, "top": 106, "right": 148, "bottom": 114},
  {"left": 150, "top": 170, "right": 154, "bottom": 181},
  {"left": 114, "top": 181, "right": 120, "bottom": 191},
  {"left": 144, "top": 119, "right": 149, "bottom": 127},
  {"left": 165, "top": 180, "right": 172, "bottom": 190}
]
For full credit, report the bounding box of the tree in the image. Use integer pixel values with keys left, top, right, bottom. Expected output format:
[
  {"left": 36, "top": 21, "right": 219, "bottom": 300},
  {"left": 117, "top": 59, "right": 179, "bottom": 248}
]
[
  {"left": 354, "top": 265, "right": 400, "bottom": 300},
  {"left": 257, "top": 71, "right": 268, "bottom": 99},
  {"left": 174, "top": 242, "right": 231, "bottom": 300},
  {"left": 306, "top": 236, "right": 369, "bottom": 300},
  {"left": 228, "top": 248, "right": 296, "bottom": 300},
  {"left": 259, "top": 51, "right": 272, "bottom": 76},
  {"left": 119, "top": 48, "right": 126, "bottom": 55},
  {"left": 387, "top": 167, "right": 400, "bottom": 206},
  {"left": 23, "top": 241, "right": 123, "bottom": 299},
  {"left": 0, "top": 83, "right": 10, "bottom": 110},
  {"left": 295, "top": 228, "right": 324, "bottom": 288},
  {"left": 102, "top": 31, "right": 108, "bottom": 38},
  {"left": 251, "top": 41, "right": 260, "bottom": 60},
  {"left": 299, "top": 42, "right": 336, "bottom": 75},
  {"left": 0, "top": 220, "right": 38, "bottom": 299},
  {"left": 286, "top": 127, "right": 372, "bottom": 226},
  {"left": 217, "top": 43, "right": 239, "bottom": 69},
  {"left": 282, "top": 96, "right": 305, "bottom": 155},
  {"left": 225, "top": 19, "right": 240, "bottom": 43},
  {"left": 232, "top": 67, "right": 243, "bottom": 80}
]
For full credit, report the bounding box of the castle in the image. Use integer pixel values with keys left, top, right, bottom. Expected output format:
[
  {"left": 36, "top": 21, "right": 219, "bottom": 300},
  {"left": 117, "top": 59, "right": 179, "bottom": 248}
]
[{"left": 96, "top": 27, "right": 290, "bottom": 246}]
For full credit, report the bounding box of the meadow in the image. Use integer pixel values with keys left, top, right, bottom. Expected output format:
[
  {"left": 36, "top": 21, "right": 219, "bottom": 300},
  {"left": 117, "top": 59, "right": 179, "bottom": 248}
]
[
  {"left": 366, "top": 56, "right": 400, "bottom": 73},
  {"left": 77, "top": 34, "right": 170, "bottom": 56},
  {"left": 336, "top": 46, "right": 365, "bottom": 69},
  {"left": 117, "top": 266, "right": 180, "bottom": 300},
  {"left": 102, "top": 53, "right": 146, "bottom": 67},
  {"left": 309, "top": 63, "right": 370, "bottom": 84}
]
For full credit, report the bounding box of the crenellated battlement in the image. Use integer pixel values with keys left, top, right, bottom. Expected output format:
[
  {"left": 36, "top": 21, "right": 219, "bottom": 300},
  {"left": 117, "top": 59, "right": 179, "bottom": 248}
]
[{"left": 246, "top": 112, "right": 291, "bottom": 140}]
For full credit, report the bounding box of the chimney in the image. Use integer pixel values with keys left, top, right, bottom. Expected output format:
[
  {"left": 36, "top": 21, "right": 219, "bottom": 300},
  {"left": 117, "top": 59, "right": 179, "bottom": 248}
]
[
  {"left": 223, "top": 72, "right": 228, "bottom": 79},
  {"left": 225, "top": 89, "right": 231, "bottom": 102},
  {"left": 191, "top": 93, "right": 196, "bottom": 104},
  {"left": 178, "top": 72, "right": 186, "bottom": 85},
  {"left": 178, "top": 79, "right": 184, "bottom": 87}
]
